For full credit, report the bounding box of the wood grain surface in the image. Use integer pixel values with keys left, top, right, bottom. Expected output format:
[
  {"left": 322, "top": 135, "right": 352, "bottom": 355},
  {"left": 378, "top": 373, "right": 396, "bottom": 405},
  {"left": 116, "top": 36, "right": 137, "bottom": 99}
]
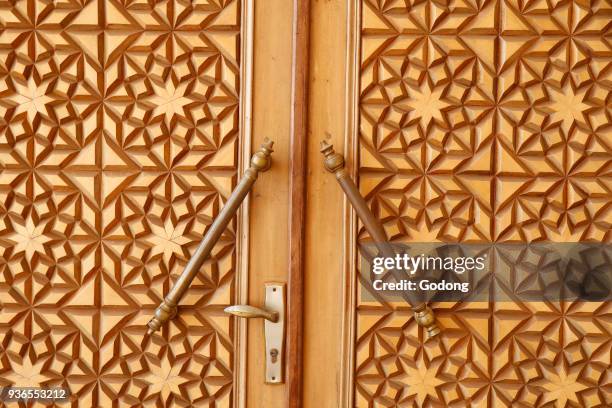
[{"left": 287, "top": 0, "right": 310, "bottom": 406}]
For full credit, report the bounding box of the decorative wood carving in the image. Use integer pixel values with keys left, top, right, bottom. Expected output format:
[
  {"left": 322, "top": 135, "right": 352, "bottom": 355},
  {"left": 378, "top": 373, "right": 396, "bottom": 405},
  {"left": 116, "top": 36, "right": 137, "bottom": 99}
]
[
  {"left": 354, "top": 0, "right": 611, "bottom": 406},
  {"left": 0, "top": 1, "right": 244, "bottom": 406}
]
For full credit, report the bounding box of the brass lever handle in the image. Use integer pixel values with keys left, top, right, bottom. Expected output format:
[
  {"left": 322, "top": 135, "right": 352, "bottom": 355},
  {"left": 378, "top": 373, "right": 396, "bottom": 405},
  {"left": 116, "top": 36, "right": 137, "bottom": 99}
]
[
  {"left": 320, "top": 140, "right": 441, "bottom": 338},
  {"left": 227, "top": 284, "right": 286, "bottom": 383},
  {"left": 147, "top": 139, "right": 274, "bottom": 335},
  {"left": 224, "top": 305, "right": 279, "bottom": 322}
]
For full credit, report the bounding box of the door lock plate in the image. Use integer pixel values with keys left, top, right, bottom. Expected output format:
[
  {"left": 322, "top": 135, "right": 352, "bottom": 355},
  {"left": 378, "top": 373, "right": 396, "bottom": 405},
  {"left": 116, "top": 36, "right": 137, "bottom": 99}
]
[{"left": 264, "top": 283, "right": 285, "bottom": 384}]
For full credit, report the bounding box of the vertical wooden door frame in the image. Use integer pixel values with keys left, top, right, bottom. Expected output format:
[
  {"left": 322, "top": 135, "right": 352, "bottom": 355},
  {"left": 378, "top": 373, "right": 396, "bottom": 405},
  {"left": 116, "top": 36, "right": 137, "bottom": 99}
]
[{"left": 287, "top": 0, "right": 310, "bottom": 407}]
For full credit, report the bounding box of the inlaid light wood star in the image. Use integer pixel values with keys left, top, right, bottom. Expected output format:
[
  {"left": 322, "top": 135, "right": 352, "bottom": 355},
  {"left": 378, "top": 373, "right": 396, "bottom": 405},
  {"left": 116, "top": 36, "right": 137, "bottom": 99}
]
[
  {"left": 142, "top": 356, "right": 188, "bottom": 401},
  {"left": 5, "top": 355, "right": 49, "bottom": 388},
  {"left": 9, "top": 215, "right": 49, "bottom": 260}
]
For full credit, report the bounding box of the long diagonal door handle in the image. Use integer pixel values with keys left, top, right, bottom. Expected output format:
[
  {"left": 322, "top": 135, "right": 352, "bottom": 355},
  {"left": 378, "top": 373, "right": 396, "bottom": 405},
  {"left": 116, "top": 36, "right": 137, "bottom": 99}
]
[
  {"left": 320, "top": 140, "right": 440, "bottom": 338},
  {"left": 147, "top": 139, "right": 275, "bottom": 334}
]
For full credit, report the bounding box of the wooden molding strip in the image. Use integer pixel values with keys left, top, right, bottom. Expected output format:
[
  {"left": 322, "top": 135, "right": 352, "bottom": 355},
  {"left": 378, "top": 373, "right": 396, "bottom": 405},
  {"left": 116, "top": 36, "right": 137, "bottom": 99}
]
[
  {"left": 236, "top": 2, "right": 254, "bottom": 406},
  {"left": 287, "top": 0, "right": 310, "bottom": 407}
]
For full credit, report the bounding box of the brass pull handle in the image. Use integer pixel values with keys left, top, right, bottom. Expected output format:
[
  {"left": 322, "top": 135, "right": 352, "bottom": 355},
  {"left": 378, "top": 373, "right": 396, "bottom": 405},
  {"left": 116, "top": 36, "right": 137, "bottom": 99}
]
[
  {"left": 147, "top": 139, "right": 274, "bottom": 335},
  {"left": 320, "top": 140, "right": 441, "bottom": 338},
  {"left": 224, "top": 305, "right": 279, "bottom": 322}
]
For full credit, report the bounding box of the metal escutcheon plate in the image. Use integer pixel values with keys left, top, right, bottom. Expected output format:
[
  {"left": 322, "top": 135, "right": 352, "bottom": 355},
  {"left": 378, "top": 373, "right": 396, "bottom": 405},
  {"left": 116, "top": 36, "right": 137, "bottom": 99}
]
[{"left": 264, "top": 283, "right": 285, "bottom": 384}]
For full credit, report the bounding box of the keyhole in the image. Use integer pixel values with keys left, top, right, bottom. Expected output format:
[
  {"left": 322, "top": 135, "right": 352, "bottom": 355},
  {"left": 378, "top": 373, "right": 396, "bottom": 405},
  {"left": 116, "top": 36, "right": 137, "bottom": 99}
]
[{"left": 270, "top": 348, "right": 278, "bottom": 363}]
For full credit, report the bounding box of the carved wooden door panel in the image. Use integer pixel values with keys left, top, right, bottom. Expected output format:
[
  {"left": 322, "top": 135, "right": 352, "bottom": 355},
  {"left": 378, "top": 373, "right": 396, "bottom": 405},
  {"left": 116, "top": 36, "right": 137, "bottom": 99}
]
[
  {"left": 0, "top": 1, "right": 297, "bottom": 407},
  {"left": 304, "top": 1, "right": 611, "bottom": 407}
]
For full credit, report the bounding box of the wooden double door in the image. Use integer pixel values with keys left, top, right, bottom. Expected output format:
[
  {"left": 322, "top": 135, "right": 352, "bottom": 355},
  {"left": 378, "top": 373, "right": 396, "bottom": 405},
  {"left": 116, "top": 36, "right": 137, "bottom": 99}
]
[{"left": 0, "top": 0, "right": 610, "bottom": 407}]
